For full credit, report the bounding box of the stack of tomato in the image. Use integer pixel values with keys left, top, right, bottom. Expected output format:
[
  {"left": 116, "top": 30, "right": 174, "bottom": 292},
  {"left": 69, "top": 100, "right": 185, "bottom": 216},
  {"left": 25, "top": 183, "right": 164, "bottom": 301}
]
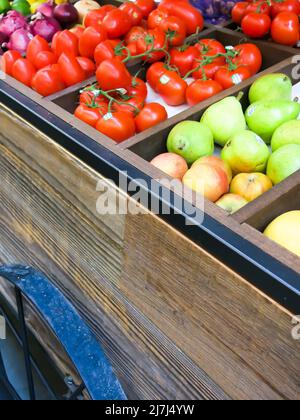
[{"left": 232, "top": 0, "right": 300, "bottom": 46}]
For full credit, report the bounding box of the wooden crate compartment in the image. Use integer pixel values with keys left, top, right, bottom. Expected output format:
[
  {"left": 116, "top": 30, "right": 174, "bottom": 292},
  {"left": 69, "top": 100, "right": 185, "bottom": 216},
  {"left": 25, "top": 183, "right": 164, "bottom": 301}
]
[{"left": 47, "top": 26, "right": 294, "bottom": 151}]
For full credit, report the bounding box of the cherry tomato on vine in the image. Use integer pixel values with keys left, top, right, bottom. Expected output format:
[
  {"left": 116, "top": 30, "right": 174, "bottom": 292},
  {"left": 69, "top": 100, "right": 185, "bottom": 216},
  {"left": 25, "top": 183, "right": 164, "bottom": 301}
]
[
  {"left": 146, "top": 62, "right": 167, "bottom": 91},
  {"left": 57, "top": 53, "right": 86, "bottom": 87},
  {"left": 271, "top": 0, "right": 300, "bottom": 18},
  {"left": 27, "top": 35, "right": 50, "bottom": 65},
  {"left": 232, "top": 43, "right": 262, "bottom": 75},
  {"left": 31, "top": 66, "right": 65, "bottom": 96},
  {"left": 119, "top": 2, "right": 143, "bottom": 26},
  {"left": 159, "top": 0, "right": 204, "bottom": 34},
  {"left": 271, "top": 11, "right": 300, "bottom": 46},
  {"left": 135, "top": 0, "right": 155, "bottom": 18},
  {"left": 125, "top": 26, "right": 147, "bottom": 45},
  {"left": 241, "top": 13, "right": 271, "bottom": 38},
  {"left": 76, "top": 57, "right": 96, "bottom": 78},
  {"left": 103, "top": 9, "right": 132, "bottom": 39},
  {"left": 34, "top": 51, "right": 57, "bottom": 70},
  {"left": 214, "top": 65, "right": 252, "bottom": 89},
  {"left": 169, "top": 45, "right": 200, "bottom": 78},
  {"left": 158, "top": 16, "right": 187, "bottom": 47},
  {"left": 231, "top": 2, "right": 249, "bottom": 24},
  {"left": 147, "top": 8, "right": 169, "bottom": 29},
  {"left": 192, "top": 60, "right": 223, "bottom": 80},
  {"left": 246, "top": 1, "right": 271, "bottom": 15},
  {"left": 96, "top": 111, "right": 136, "bottom": 142},
  {"left": 52, "top": 30, "right": 79, "bottom": 57},
  {"left": 75, "top": 104, "right": 103, "bottom": 127},
  {"left": 186, "top": 79, "right": 223, "bottom": 106},
  {"left": 127, "top": 77, "right": 148, "bottom": 101},
  {"left": 1, "top": 50, "right": 22, "bottom": 75},
  {"left": 79, "top": 90, "right": 109, "bottom": 111},
  {"left": 12, "top": 58, "right": 36, "bottom": 87},
  {"left": 136, "top": 28, "right": 168, "bottom": 63},
  {"left": 113, "top": 95, "right": 145, "bottom": 117},
  {"left": 96, "top": 58, "right": 132, "bottom": 90},
  {"left": 79, "top": 26, "right": 107, "bottom": 58},
  {"left": 156, "top": 70, "right": 188, "bottom": 106},
  {"left": 195, "top": 38, "right": 226, "bottom": 58},
  {"left": 135, "top": 103, "right": 168, "bottom": 133}
]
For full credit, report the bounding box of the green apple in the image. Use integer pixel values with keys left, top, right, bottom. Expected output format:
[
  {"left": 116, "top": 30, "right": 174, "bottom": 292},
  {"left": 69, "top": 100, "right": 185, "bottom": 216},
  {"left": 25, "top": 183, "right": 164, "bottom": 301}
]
[
  {"left": 245, "top": 100, "right": 300, "bottom": 143},
  {"left": 167, "top": 121, "right": 214, "bottom": 165},
  {"left": 200, "top": 96, "right": 246, "bottom": 147},
  {"left": 221, "top": 130, "right": 271, "bottom": 174},
  {"left": 249, "top": 73, "right": 292, "bottom": 104},
  {"left": 271, "top": 120, "right": 300, "bottom": 151},
  {"left": 267, "top": 144, "right": 300, "bottom": 184}
]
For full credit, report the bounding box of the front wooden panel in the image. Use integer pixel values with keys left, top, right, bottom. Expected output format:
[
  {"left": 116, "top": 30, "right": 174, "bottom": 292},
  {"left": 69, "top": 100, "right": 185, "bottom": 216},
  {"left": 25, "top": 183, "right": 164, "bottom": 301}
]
[{"left": 0, "top": 104, "right": 300, "bottom": 399}]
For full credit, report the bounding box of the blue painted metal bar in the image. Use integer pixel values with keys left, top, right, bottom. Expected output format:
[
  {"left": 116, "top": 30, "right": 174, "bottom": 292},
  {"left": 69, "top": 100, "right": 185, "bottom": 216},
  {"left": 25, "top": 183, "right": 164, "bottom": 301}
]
[{"left": 0, "top": 264, "right": 127, "bottom": 401}]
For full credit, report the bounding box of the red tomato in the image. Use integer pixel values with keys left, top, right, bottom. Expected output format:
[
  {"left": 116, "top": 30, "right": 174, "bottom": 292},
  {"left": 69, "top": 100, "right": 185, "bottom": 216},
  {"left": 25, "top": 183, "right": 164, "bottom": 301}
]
[
  {"left": 192, "top": 60, "right": 222, "bottom": 80},
  {"left": 84, "top": 6, "right": 115, "bottom": 29},
  {"left": 79, "top": 26, "right": 107, "bottom": 58},
  {"left": 1, "top": 50, "right": 22, "bottom": 75},
  {"left": 156, "top": 70, "right": 187, "bottom": 105},
  {"left": 214, "top": 65, "right": 252, "bottom": 89},
  {"left": 119, "top": 2, "right": 143, "bottom": 26},
  {"left": 57, "top": 53, "right": 86, "bottom": 87},
  {"left": 135, "top": 0, "right": 155, "bottom": 18},
  {"left": 52, "top": 30, "right": 79, "bottom": 57},
  {"left": 31, "top": 66, "right": 65, "bottom": 96},
  {"left": 232, "top": 43, "right": 262, "bottom": 75},
  {"left": 186, "top": 79, "right": 223, "bottom": 106},
  {"left": 125, "top": 26, "right": 147, "bottom": 44},
  {"left": 12, "top": 58, "right": 36, "bottom": 87},
  {"left": 70, "top": 25, "right": 85, "bottom": 39},
  {"left": 74, "top": 104, "right": 103, "bottom": 127},
  {"left": 271, "top": 0, "right": 300, "bottom": 17},
  {"left": 135, "top": 103, "right": 167, "bottom": 132},
  {"left": 103, "top": 9, "right": 132, "bottom": 39},
  {"left": 34, "top": 51, "right": 57, "bottom": 70},
  {"left": 246, "top": 1, "right": 271, "bottom": 15},
  {"left": 27, "top": 35, "right": 51, "bottom": 65},
  {"left": 169, "top": 45, "right": 200, "bottom": 77},
  {"left": 195, "top": 39, "right": 226, "bottom": 62},
  {"left": 79, "top": 90, "right": 109, "bottom": 112},
  {"left": 96, "top": 58, "right": 132, "bottom": 90},
  {"left": 76, "top": 57, "right": 96, "bottom": 77},
  {"left": 158, "top": 16, "right": 187, "bottom": 47},
  {"left": 94, "top": 40, "right": 122, "bottom": 65},
  {"left": 113, "top": 95, "right": 145, "bottom": 116},
  {"left": 231, "top": 2, "right": 249, "bottom": 24},
  {"left": 159, "top": 0, "right": 204, "bottom": 34},
  {"left": 271, "top": 11, "right": 300, "bottom": 46},
  {"left": 127, "top": 77, "right": 148, "bottom": 100},
  {"left": 147, "top": 8, "right": 169, "bottom": 29},
  {"left": 136, "top": 28, "right": 168, "bottom": 63},
  {"left": 146, "top": 61, "right": 167, "bottom": 90},
  {"left": 96, "top": 111, "right": 136, "bottom": 142},
  {"left": 241, "top": 13, "right": 271, "bottom": 38}
]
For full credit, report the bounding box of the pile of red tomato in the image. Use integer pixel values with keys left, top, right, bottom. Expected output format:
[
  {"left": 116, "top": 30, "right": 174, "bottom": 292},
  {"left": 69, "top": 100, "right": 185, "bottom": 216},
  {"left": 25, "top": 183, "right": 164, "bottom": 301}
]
[{"left": 232, "top": 0, "right": 300, "bottom": 46}]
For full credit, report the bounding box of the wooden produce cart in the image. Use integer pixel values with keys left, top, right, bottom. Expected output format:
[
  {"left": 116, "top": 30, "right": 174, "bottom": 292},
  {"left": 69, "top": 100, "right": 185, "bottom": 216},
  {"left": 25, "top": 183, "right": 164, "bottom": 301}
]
[{"left": 0, "top": 24, "right": 300, "bottom": 400}]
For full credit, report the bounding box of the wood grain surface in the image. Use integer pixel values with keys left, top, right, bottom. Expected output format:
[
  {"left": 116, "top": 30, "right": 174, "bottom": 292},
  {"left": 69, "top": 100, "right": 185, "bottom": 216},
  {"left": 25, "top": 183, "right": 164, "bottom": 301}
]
[{"left": 0, "top": 104, "right": 299, "bottom": 400}]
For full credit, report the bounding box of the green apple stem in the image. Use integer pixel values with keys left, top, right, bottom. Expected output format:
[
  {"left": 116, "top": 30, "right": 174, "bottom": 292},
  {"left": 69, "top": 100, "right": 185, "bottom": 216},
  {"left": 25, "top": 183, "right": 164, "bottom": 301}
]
[{"left": 236, "top": 91, "right": 244, "bottom": 102}]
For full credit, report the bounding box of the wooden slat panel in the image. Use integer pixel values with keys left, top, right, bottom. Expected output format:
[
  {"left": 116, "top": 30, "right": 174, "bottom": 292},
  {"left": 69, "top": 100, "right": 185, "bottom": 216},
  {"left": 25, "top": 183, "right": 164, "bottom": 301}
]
[{"left": 121, "top": 212, "right": 300, "bottom": 400}]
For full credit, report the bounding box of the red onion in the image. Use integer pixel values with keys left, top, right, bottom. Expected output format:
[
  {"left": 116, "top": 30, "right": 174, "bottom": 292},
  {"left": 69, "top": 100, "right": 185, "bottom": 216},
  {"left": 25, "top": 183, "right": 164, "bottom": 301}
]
[
  {"left": 31, "top": 16, "right": 61, "bottom": 42},
  {"left": 53, "top": 3, "right": 79, "bottom": 25},
  {"left": 7, "top": 29, "right": 34, "bottom": 54},
  {"left": 0, "top": 11, "right": 29, "bottom": 38},
  {"left": 37, "top": 2, "right": 56, "bottom": 19}
]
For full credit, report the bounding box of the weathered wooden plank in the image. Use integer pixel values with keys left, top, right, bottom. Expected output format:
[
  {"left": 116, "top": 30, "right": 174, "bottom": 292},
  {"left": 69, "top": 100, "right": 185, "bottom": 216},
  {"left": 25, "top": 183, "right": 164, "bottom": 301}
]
[{"left": 121, "top": 212, "right": 300, "bottom": 400}]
